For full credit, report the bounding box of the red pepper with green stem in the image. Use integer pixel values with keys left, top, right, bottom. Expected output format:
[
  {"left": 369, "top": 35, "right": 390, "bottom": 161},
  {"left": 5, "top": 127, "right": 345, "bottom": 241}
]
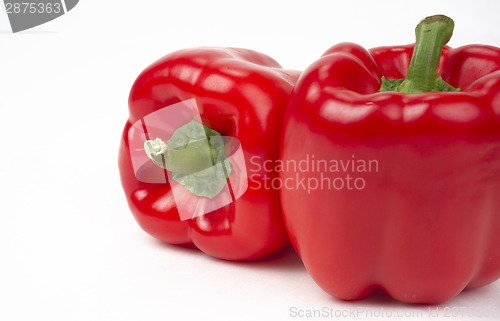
[
  {"left": 119, "top": 47, "right": 299, "bottom": 260},
  {"left": 280, "top": 15, "right": 500, "bottom": 303}
]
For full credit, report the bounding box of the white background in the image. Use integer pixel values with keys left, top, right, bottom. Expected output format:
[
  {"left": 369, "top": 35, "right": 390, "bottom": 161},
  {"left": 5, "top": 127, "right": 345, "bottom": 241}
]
[{"left": 1, "top": 1, "right": 500, "bottom": 320}]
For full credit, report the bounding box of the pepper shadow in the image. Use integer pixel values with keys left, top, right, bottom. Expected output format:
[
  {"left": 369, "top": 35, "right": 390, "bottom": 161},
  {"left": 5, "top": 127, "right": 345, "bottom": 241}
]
[
  {"left": 150, "top": 239, "right": 305, "bottom": 274},
  {"left": 229, "top": 246, "right": 306, "bottom": 274},
  {"left": 149, "top": 238, "right": 200, "bottom": 255}
]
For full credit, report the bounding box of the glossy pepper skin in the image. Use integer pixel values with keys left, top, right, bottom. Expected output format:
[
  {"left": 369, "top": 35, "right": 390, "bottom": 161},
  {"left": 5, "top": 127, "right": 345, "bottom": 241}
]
[
  {"left": 280, "top": 42, "right": 500, "bottom": 303},
  {"left": 119, "top": 47, "right": 299, "bottom": 260}
]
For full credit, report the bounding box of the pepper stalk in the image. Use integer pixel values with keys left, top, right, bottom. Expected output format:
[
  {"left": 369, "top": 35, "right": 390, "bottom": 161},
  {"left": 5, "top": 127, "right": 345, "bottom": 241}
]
[
  {"left": 143, "top": 120, "right": 232, "bottom": 199},
  {"left": 379, "top": 15, "right": 460, "bottom": 93}
]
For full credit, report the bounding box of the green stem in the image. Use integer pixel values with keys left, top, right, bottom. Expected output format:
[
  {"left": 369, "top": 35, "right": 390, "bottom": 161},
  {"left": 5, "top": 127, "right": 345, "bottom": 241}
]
[
  {"left": 143, "top": 120, "right": 232, "bottom": 199},
  {"left": 164, "top": 145, "right": 214, "bottom": 174},
  {"left": 144, "top": 137, "right": 215, "bottom": 175},
  {"left": 379, "top": 15, "right": 460, "bottom": 93}
]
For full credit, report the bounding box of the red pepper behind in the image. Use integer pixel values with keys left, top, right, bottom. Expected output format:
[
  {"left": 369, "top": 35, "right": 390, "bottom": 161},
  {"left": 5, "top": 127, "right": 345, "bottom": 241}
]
[{"left": 119, "top": 47, "right": 299, "bottom": 261}]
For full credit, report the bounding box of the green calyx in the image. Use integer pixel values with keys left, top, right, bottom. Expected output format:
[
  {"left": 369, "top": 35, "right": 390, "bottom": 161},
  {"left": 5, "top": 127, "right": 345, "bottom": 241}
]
[
  {"left": 379, "top": 15, "right": 461, "bottom": 94},
  {"left": 144, "top": 120, "right": 232, "bottom": 199}
]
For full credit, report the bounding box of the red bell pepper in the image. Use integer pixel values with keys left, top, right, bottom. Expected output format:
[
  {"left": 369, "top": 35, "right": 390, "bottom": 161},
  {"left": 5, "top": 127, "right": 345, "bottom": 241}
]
[
  {"left": 119, "top": 47, "right": 299, "bottom": 260},
  {"left": 280, "top": 15, "right": 500, "bottom": 303}
]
